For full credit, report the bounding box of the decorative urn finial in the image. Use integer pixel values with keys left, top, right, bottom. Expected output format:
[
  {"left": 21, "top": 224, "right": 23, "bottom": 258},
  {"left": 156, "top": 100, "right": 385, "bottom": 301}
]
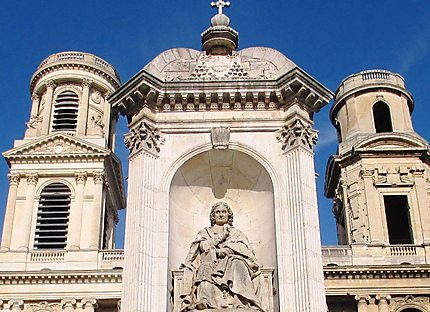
[{"left": 202, "top": 0, "right": 238, "bottom": 55}]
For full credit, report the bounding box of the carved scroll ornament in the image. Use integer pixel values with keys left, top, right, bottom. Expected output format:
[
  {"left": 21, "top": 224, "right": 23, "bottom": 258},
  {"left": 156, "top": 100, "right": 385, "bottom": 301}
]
[
  {"left": 276, "top": 119, "right": 318, "bottom": 152},
  {"left": 124, "top": 122, "right": 165, "bottom": 154}
]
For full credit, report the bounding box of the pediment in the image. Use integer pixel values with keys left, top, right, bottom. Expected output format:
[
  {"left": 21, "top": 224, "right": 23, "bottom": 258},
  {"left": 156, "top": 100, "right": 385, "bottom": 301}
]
[
  {"left": 3, "top": 133, "right": 110, "bottom": 162},
  {"left": 356, "top": 133, "right": 428, "bottom": 151}
]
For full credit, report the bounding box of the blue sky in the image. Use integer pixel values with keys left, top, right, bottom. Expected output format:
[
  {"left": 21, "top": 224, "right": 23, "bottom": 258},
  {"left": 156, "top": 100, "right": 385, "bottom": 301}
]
[{"left": 0, "top": 1, "right": 429, "bottom": 247}]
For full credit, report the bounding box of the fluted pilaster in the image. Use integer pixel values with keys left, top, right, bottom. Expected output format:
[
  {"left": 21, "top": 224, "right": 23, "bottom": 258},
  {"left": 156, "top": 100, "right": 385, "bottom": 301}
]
[
  {"left": 278, "top": 117, "right": 326, "bottom": 312},
  {"left": 67, "top": 172, "right": 87, "bottom": 250},
  {"left": 77, "top": 79, "right": 91, "bottom": 135},
  {"left": 17, "top": 173, "right": 38, "bottom": 250},
  {"left": 121, "top": 149, "right": 166, "bottom": 311},
  {"left": 1, "top": 173, "right": 20, "bottom": 250},
  {"left": 88, "top": 172, "right": 105, "bottom": 249},
  {"left": 41, "top": 80, "right": 56, "bottom": 135}
]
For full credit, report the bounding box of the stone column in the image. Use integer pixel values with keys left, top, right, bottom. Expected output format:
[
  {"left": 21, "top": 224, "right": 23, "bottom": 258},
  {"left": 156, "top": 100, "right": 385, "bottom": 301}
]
[
  {"left": 276, "top": 118, "right": 326, "bottom": 312},
  {"left": 1, "top": 173, "right": 20, "bottom": 250},
  {"left": 17, "top": 173, "right": 38, "bottom": 250},
  {"left": 61, "top": 299, "right": 77, "bottom": 312},
  {"left": 355, "top": 296, "right": 369, "bottom": 312},
  {"left": 29, "top": 93, "right": 40, "bottom": 118},
  {"left": 376, "top": 295, "right": 391, "bottom": 312},
  {"left": 41, "top": 80, "right": 56, "bottom": 135},
  {"left": 77, "top": 79, "right": 91, "bottom": 135},
  {"left": 81, "top": 299, "right": 98, "bottom": 312},
  {"left": 8, "top": 300, "right": 24, "bottom": 312},
  {"left": 122, "top": 122, "right": 166, "bottom": 312},
  {"left": 67, "top": 172, "right": 87, "bottom": 250},
  {"left": 88, "top": 172, "right": 105, "bottom": 249}
]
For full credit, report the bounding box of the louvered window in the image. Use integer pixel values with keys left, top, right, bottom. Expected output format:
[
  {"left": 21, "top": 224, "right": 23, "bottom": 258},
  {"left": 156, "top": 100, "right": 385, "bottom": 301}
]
[
  {"left": 34, "top": 183, "right": 71, "bottom": 249},
  {"left": 52, "top": 91, "right": 79, "bottom": 132}
]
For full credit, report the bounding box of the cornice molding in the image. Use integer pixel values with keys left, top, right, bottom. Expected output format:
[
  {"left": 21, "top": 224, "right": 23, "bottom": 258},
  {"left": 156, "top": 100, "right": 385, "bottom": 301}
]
[
  {"left": 0, "top": 271, "right": 122, "bottom": 286},
  {"left": 324, "top": 266, "right": 430, "bottom": 280}
]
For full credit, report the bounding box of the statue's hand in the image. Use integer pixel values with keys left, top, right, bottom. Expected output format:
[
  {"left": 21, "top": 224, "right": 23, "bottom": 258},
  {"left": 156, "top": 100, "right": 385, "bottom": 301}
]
[{"left": 223, "top": 224, "right": 231, "bottom": 235}]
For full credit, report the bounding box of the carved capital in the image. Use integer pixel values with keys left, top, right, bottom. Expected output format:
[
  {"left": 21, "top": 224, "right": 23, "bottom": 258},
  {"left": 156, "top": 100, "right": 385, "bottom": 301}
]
[
  {"left": 31, "top": 94, "right": 40, "bottom": 102},
  {"left": 376, "top": 294, "right": 391, "bottom": 302},
  {"left": 410, "top": 167, "right": 425, "bottom": 176},
  {"left": 45, "top": 80, "right": 56, "bottom": 90},
  {"left": 61, "top": 298, "right": 77, "bottom": 311},
  {"left": 81, "top": 298, "right": 98, "bottom": 310},
  {"left": 93, "top": 171, "right": 105, "bottom": 184},
  {"left": 82, "top": 78, "right": 93, "bottom": 89},
  {"left": 26, "top": 173, "right": 39, "bottom": 185},
  {"left": 276, "top": 118, "right": 318, "bottom": 152},
  {"left": 104, "top": 90, "right": 113, "bottom": 99},
  {"left": 8, "top": 173, "right": 20, "bottom": 186},
  {"left": 355, "top": 295, "right": 370, "bottom": 303},
  {"left": 124, "top": 122, "right": 165, "bottom": 154},
  {"left": 8, "top": 300, "right": 24, "bottom": 310},
  {"left": 360, "top": 169, "right": 375, "bottom": 178},
  {"left": 75, "top": 172, "right": 88, "bottom": 185},
  {"left": 211, "top": 127, "right": 230, "bottom": 149}
]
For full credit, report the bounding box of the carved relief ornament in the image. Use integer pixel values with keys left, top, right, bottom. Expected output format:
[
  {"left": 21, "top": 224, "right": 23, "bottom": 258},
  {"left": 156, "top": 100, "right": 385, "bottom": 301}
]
[
  {"left": 276, "top": 118, "right": 318, "bottom": 152},
  {"left": 390, "top": 295, "right": 430, "bottom": 311},
  {"left": 211, "top": 127, "right": 230, "bottom": 149},
  {"left": 124, "top": 122, "right": 165, "bottom": 154},
  {"left": 27, "top": 301, "right": 62, "bottom": 312}
]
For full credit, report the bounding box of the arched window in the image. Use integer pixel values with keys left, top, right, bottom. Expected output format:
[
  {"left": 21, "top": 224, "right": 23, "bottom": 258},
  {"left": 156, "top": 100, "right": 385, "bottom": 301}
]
[
  {"left": 34, "top": 183, "right": 71, "bottom": 249},
  {"left": 52, "top": 91, "right": 79, "bottom": 132},
  {"left": 334, "top": 120, "right": 342, "bottom": 142},
  {"left": 373, "top": 101, "right": 393, "bottom": 133}
]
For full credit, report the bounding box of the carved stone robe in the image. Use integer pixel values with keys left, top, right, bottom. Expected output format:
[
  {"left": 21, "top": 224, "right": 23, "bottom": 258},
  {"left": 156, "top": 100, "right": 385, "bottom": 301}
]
[{"left": 180, "top": 226, "right": 263, "bottom": 311}]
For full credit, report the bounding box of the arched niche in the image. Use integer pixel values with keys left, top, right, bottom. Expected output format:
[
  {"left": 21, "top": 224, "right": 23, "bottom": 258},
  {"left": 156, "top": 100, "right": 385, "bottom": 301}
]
[{"left": 168, "top": 149, "right": 277, "bottom": 271}]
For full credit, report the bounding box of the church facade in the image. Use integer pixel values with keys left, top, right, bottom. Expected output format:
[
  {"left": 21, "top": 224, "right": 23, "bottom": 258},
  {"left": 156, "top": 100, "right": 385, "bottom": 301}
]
[{"left": 0, "top": 3, "right": 429, "bottom": 312}]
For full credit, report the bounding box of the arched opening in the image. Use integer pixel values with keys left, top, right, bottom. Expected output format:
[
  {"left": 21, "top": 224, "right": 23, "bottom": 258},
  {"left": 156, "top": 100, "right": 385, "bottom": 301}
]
[
  {"left": 34, "top": 183, "right": 71, "bottom": 249},
  {"left": 168, "top": 149, "right": 278, "bottom": 309},
  {"left": 169, "top": 149, "right": 276, "bottom": 267},
  {"left": 401, "top": 309, "right": 423, "bottom": 312},
  {"left": 334, "top": 120, "right": 342, "bottom": 142},
  {"left": 52, "top": 91, "right": 79, "bottom": 132},
  {"left": 373, "top": 101, "right": 393, "bottom": 133}
]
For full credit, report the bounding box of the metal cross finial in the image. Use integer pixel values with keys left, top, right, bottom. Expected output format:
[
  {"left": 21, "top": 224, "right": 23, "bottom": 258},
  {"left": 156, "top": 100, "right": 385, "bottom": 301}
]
[{"left": 211, "top": 0, "right": 231, "bottom": 15}]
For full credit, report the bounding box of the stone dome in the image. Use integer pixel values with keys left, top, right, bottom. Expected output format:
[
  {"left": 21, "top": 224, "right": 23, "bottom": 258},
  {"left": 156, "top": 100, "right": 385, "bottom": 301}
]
[{"left": 143, "top": 47, "right": 297, "bottom": 82}]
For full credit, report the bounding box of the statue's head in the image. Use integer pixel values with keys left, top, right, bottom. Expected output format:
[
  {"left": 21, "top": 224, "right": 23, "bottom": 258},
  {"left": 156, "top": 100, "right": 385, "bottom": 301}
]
[{"left": 210, "top": 202, "right": 234, "bottom": 226}]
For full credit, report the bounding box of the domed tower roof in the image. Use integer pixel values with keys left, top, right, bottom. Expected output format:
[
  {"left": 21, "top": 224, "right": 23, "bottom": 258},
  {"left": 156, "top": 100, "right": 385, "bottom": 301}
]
[
  {"left": 30, "top": 51, "right": 121, "bottom": 95},
  {"left": 109, "top": 2, "right": 333, "bottom": 117}
]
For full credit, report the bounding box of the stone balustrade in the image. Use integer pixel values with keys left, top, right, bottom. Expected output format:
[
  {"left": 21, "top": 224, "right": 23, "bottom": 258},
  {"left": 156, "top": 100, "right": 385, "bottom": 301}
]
[
  {"left": 37, "top": 51, "right": 119, "bottom": 78},
  {"left": 322, "top": 244, "right": 427, "bottom": 266},
  {"left": 334, "top": 69, "right": 408, "bottom": 105}
]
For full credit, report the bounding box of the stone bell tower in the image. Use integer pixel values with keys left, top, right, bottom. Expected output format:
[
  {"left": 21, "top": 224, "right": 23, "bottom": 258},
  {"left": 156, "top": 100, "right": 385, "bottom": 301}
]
[
  {"left": 110, "top": 2, "right": 332, "bottom": 311},
  {"left": 1, "top": 51, "right": 125, "bottom": 259},
  {"left": 324, "top": 70, "right": 430, "bottom": 311},
  {"left": 325, "top": 69, "right": 430, "bottom": 249}
]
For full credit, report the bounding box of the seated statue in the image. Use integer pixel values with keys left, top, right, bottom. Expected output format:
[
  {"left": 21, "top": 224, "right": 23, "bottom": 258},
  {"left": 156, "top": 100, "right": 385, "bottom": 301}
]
[{"left": 179, "top": 202, "right": 264, "bottom": 311}]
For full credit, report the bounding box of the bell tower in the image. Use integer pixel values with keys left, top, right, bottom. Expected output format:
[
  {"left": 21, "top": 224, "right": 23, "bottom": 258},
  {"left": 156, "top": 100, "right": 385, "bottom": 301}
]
[
  {"left": 325, "top": 69, "right": 430, "bottom": 257},
  {"left": 1, "top": 51, "right": 125, "bottom": 258}
]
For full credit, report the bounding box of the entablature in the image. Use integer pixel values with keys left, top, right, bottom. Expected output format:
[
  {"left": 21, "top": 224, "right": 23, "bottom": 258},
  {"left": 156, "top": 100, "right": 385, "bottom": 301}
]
[{"left": 109, "top": 67, "right": 333, "bottom": 119}]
